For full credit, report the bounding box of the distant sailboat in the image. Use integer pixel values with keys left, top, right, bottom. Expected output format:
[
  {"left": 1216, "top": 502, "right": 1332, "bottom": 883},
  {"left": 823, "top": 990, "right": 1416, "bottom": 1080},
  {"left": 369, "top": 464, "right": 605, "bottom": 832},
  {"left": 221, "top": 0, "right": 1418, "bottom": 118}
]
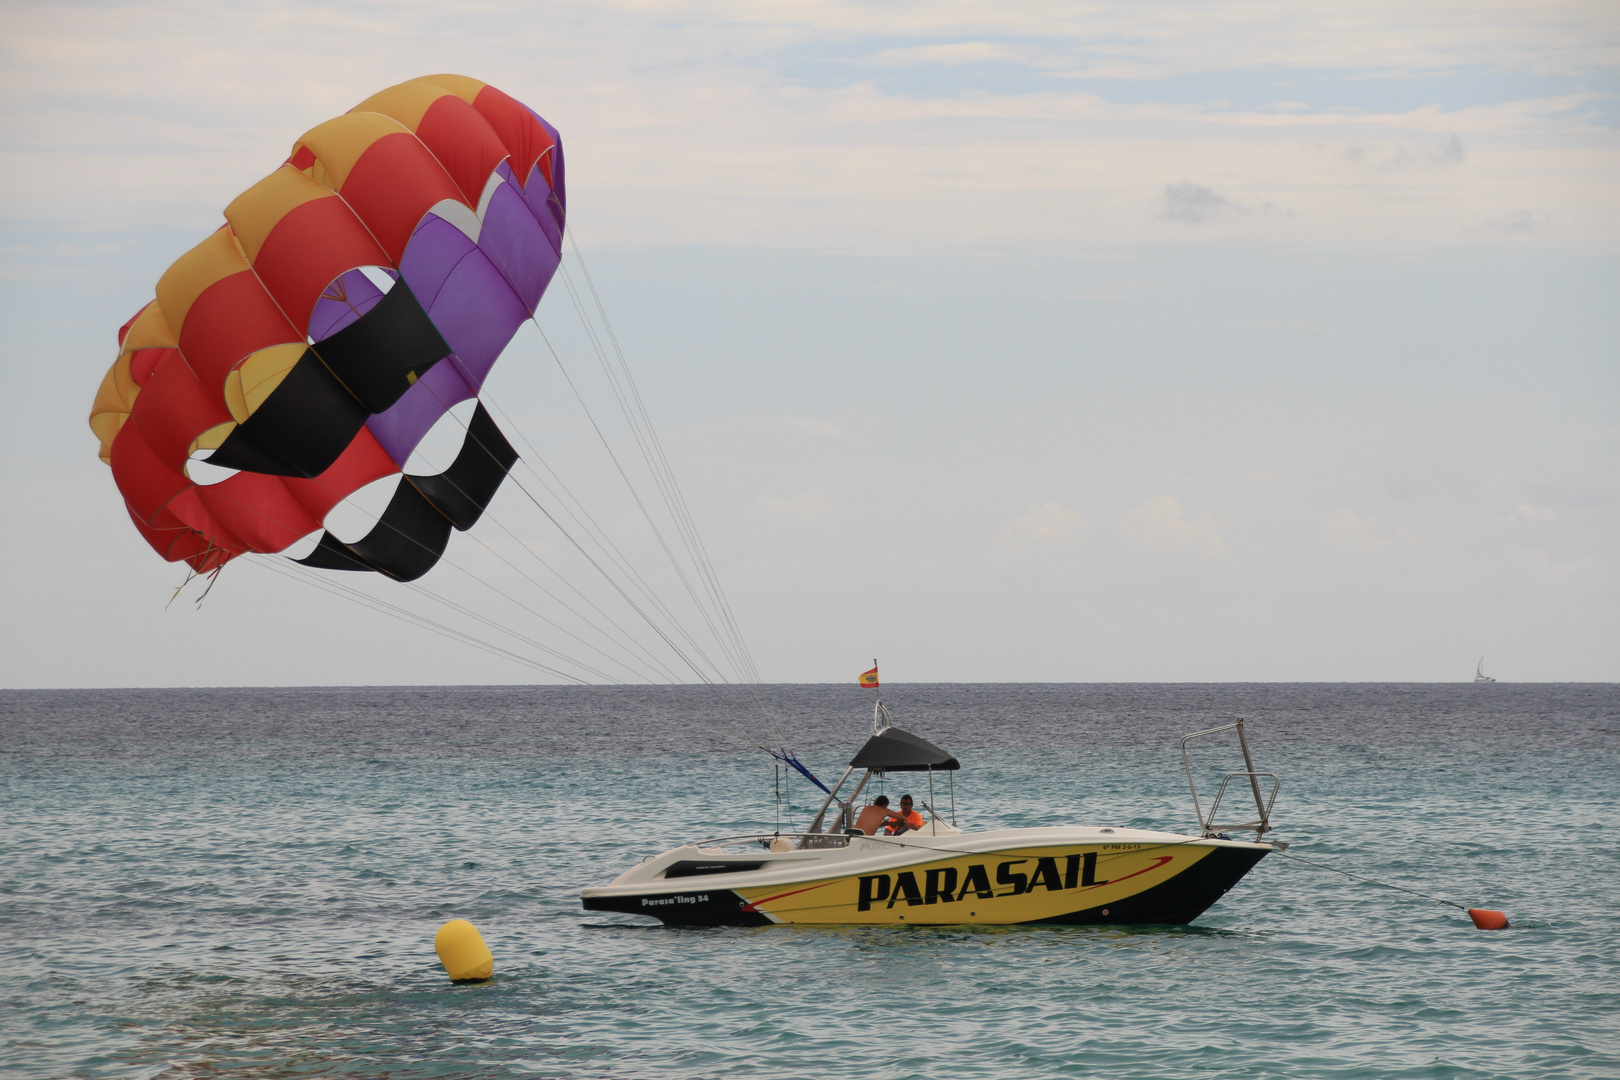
[{"left": 1474, "top": 657, "right": 1496, "bottom": 684}]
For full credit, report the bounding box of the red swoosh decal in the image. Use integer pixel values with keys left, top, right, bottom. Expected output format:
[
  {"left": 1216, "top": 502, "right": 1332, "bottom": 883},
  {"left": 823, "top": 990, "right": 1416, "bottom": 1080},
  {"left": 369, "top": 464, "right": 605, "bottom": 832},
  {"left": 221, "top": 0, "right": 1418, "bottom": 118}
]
[
  {"left": 741, "top": 880, "right": 836, "bottom": 913},
  {"left": 1082, "top": 854, "right": 1174, "bottom": 890}
]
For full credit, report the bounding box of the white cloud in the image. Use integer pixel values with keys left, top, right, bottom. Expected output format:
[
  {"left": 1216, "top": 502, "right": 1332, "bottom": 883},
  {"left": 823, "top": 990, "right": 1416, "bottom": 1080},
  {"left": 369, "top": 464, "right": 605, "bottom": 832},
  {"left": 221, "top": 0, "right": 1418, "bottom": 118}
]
[
  {"left": 1322, "top": 507, "right": 1424, "bottom": 554},
  {"left": 1492, "top": 504, "right": 1558, "bottom": 526},
  {"left": 1158, "top": 181, "right": 1233, "bottom": 225},
  {"left": 0, "top": 2, "right": 1612, "bottom": 252},
  {"left": 759, "top": 488, "right": 836, "bottom": 520},
  {"left": 992, "top": 501, "right": 1086, "bottom": 557},
  {"left": 1114, "top": 496, "right": 1227, "bottom": 557},
  {"left": 1486, "top": 209, "right": 1550, "bottom": 234},
  {"left": 1345, "top": 134, "right": 1467, "bottom": 170},
  {"left": 1323, "top": 507, "right": 1385, "bottom": 553},
  {"left": 870, "top": 42, "right": 1055, "bottom": 68}
]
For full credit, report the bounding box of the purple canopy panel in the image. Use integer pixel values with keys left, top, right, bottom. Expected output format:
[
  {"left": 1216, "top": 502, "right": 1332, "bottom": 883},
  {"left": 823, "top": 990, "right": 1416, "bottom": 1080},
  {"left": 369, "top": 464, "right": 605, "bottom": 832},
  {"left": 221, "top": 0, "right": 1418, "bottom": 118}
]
[
  {"left": 421, "top": 246, "right": 529, "bottom": 387},
  {"left": 307, "top": 267, "right": 390, "bottom": 342},
  {"left": 364, "top": 208, "right": 533, "bottom": 466},
  {"left": 365, "top": 359, "right": 477, "bottom": 465},
  {"left": 516, "top": 162, "right": 564, "bottom": 255},
  {"left": 396, "top": 216, "right": 471, "bottom": 313},
  {"left": 479, "top": 170, "right": 559, "bottom": 311},
  {"left": 526, "top": 106, "right": 567, "bottom": 228}
]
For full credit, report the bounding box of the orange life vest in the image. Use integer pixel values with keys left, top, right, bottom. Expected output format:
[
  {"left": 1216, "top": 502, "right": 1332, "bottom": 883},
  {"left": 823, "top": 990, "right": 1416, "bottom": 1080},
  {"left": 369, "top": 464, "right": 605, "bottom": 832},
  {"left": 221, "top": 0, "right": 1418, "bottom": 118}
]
[{"left": 887, "top": 809, "right": 924, "bottom": 833}]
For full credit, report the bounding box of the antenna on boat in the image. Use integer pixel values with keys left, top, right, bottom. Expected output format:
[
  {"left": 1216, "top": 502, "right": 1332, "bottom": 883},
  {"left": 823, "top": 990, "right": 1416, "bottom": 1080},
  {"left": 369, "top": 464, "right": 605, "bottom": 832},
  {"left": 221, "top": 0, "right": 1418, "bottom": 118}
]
[
  {"left": 864, "top": 658, "right": 892, "bottom": 734},
  {"left": 873, "top": 698, "right": 894, "bottom": 735}
]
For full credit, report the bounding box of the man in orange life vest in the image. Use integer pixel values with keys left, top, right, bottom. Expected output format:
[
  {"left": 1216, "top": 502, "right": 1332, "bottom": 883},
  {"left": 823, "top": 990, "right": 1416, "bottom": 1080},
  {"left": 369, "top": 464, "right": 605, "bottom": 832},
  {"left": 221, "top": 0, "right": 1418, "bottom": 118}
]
[{"left": 882, "top": 794, "right": 926, "bottom": 835}]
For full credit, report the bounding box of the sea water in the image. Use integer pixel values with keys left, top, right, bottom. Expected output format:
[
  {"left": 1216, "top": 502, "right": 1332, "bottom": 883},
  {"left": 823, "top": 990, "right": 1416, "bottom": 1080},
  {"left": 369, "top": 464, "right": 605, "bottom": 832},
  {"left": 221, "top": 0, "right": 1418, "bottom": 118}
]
[{"left": 2, "top": 683, "right": 1616, "bottom": 1079}]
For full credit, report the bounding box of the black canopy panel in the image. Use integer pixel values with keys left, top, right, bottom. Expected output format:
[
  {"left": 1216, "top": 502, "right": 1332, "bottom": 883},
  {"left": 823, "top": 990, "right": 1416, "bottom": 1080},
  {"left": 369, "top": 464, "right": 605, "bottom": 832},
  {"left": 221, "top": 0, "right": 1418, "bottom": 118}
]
[
  {"left": 409, "top": 402, "right": 518, "bottom": 530},
  {"left": 314, "top": 278, "right": 451, "bottom": 414},
  {"left": 297, "top": 480, "right": 453, "bottom": 582},
  {"left": 209, "top": 352, "right": 369, "bottom": 478},
  {"left": 294, "top": 404, "right": 518, "bottom": 582},
  {"left": 848, "top": 727, "right": 960, "bottom": 771}
]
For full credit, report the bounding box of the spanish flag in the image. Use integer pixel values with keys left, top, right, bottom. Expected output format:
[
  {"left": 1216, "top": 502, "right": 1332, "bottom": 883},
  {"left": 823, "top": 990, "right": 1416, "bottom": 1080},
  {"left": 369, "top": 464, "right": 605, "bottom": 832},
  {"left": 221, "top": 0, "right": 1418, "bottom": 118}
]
[{"left": 859, "top": 663, "right": 879, "bottom": 689}]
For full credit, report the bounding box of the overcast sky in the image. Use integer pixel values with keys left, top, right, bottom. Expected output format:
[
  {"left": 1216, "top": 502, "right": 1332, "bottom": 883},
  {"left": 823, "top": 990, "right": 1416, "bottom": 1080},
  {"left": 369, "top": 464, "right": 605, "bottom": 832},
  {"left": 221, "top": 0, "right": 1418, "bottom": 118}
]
[{"left": 1, "top": 1, "right": 1615, "bottom": 688}]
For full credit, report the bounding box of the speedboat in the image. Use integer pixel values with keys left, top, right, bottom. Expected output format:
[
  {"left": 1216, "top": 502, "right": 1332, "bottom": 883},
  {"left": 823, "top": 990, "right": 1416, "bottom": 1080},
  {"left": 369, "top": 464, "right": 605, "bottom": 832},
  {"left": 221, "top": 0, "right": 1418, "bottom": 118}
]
[{"left": 581, "top": 703, "right": 1284, "bottom": 927}]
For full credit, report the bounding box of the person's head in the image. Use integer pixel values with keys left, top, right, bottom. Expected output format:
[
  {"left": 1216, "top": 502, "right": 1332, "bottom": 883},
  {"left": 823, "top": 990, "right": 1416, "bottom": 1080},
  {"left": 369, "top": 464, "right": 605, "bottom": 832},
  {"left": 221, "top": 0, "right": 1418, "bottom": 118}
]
[
  {"left": 873, "top": 795, "right": 890, "bottom": 807},
  {"left": 900, "top": 794, "right": 914, "bottom": 810}
]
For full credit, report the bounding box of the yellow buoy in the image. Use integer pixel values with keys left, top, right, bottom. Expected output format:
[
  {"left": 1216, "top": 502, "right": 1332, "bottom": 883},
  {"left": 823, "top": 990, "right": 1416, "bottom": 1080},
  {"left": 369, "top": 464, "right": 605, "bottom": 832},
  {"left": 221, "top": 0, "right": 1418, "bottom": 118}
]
[{"left": 434, "top": 919, "right": 494, "bottom": 983}]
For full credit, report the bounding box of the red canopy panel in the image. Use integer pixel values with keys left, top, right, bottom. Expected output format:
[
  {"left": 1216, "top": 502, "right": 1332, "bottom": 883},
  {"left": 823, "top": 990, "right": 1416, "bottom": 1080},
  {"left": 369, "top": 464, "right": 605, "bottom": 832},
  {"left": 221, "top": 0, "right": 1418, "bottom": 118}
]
[
  {"left": 412, "top": 93, "right": 511, "bottom": 207},
  {"left": 472, "top": 84, "right": 557, "bottom": 191}
]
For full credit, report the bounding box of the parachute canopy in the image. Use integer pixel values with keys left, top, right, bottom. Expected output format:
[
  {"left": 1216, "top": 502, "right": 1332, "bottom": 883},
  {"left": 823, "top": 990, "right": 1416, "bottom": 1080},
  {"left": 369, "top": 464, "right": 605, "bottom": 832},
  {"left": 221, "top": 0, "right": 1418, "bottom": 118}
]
[{"left": 89, "top": 75, "right": 565, "bottom": 582}]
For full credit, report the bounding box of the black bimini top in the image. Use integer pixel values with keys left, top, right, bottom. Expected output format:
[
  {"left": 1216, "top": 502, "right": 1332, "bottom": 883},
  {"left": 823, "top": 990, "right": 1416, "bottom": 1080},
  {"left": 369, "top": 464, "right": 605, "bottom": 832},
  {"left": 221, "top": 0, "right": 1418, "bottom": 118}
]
[{"left": 848, "top": 727, "right": 960, "bottom": 771}]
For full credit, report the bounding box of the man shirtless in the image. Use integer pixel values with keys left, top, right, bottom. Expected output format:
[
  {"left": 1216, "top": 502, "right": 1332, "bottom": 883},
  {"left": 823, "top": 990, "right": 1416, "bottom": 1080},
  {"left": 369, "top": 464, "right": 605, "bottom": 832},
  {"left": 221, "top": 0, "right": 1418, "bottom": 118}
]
[{"left": 852, "top": 795, "right": 891, "bottom": 835}]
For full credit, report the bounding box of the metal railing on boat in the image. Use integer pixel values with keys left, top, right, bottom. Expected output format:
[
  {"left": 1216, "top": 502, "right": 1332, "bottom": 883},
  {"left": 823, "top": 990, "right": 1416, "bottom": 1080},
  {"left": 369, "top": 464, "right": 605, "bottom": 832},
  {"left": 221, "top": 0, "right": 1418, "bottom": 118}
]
[
  {"left": 1180, "top": 717, "right": 1280, "bottom": 840},
  {"left": 689, "top": 833, "right": 854, "bottom": 852}
]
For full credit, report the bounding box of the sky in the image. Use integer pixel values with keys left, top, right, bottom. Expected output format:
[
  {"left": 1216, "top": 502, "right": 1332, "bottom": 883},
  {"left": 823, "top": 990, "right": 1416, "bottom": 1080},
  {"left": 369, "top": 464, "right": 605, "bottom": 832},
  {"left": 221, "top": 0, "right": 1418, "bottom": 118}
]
[{"left": 1, "top": 0, "right": 1616, "bottom": 688}]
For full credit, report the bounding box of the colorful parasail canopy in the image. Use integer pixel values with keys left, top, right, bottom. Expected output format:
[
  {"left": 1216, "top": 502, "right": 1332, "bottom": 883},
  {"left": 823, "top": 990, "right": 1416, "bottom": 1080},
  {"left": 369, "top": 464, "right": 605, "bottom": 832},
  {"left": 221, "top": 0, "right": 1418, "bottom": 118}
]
[{"left": 88, "top": 75, "right": 565, "bottom": 582}]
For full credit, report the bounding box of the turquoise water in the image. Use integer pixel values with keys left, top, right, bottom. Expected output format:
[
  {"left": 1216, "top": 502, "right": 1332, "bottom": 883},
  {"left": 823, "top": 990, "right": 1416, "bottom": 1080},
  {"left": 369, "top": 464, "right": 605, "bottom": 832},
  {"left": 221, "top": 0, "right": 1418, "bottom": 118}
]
[{"left": 3, "top": 684, "right": 1617, "bottom": 1078}]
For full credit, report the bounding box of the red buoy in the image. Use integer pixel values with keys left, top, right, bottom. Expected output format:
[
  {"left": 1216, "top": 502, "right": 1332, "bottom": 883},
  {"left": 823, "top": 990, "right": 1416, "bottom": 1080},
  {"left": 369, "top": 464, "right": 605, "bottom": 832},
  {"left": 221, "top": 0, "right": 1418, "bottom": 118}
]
[{"left": 1467, "top": 908, "right": 1510, "bottom": 930}]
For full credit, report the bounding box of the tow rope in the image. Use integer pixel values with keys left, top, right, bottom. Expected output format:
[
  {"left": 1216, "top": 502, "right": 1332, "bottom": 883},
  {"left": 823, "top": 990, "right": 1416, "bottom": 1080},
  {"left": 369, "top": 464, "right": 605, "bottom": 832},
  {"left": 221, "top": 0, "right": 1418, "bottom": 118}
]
[{"left": 1275, "top": 850, "right": 1510, "bottom": 929}]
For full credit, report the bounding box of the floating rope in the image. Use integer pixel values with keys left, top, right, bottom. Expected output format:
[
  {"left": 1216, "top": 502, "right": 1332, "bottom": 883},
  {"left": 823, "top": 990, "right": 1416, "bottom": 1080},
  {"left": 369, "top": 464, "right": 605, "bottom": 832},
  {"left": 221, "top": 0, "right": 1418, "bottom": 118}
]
[{"left": 1274, "top": 850, "right": 1510, "bottom": 928}]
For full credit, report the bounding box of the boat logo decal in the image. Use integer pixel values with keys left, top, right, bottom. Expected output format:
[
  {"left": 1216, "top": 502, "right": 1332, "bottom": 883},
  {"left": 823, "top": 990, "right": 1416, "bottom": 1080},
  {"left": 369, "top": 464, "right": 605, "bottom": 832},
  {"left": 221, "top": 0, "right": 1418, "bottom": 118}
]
[
  {"left": 855, "top": 853, "right": 1174, "bottom": 912},
  {"left": 640, "top": 893, "right": 712, "bottom": 907}
]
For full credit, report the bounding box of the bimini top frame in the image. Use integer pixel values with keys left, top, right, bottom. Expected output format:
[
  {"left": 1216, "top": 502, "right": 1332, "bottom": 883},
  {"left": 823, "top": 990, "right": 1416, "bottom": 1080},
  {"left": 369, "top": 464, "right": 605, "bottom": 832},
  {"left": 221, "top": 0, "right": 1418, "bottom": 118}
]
[{"left": 803, "top": 721, "right": 960, "bottom": 838}]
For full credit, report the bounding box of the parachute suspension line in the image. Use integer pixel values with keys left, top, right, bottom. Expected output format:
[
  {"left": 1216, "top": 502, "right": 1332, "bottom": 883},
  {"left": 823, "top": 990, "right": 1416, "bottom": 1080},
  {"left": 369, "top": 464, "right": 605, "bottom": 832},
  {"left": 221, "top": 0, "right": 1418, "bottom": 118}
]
[
  {"left": 405, "top": 313, "right": 741, "bottom": 694},
  {"left": 522, "top": 320, "right": 742, "bottom": 687},
  {"left": 390, "top": 389, "right": 695, "bottom": 687},
  {"left": 564, "top": 231, "right": 762, "bottom": 686},
  {"left": 165, "top": 552, "right": 229, "bottom": 609},
  {"left": 493, "top": 456, "right": 752, "bottom": 714},
  {"left": 200, "top": 413, "right": 766, "bottom": 739},
  {"left": 314, "top": 166, "right": 767, "bottom": 726},
  {"left": 252, "top": 557, "right": 758, "bottom": 751},
  {"left": 553, "top": 232, "right": 787, "bottom": 744},
  {"left": 165, "top": 566, "right": 200, "bottom": 610},
  {"left": 406, "top": 375, "right": 743, "bottom": 693},
  {"left": 469, "top": 385, "right": 775, "bottom": 740},
  {"left": 566, "top": 238, "right": 760, "bottom": 686},
  {"left": 435, "top": 387, "right": 776, "bottom": 740},
  {"left": 332, "top": 156, "right": 747, "bottom": 699},
  {"left": 192, "top": 563, "right": 225, "bottom": 606},
  {"left": 396, "top": 575, "right": 635, "bottom": 685},
  {"left": 550, "top": 262, "right": 755, "bottom": 687},
  {"left": 205, "top": 482, "right": 648, "bottom": 680},
  {"left": 249, "top": 555, "right": 777, "bottom": 750},
  {"left": 239, "top": 383, "right": 764, "bottom": 748},
  {"left": 195, "top": 458, "right": 668, "bottom": 686},
  {"left": 249, "top": 555, "right": 595, "bottom": 684},
  {"left": 525, "top": 283, "right": 788, "bottom": 742},
  {"left": 474, "top": 388, "right": 725, "bottom": 685}
]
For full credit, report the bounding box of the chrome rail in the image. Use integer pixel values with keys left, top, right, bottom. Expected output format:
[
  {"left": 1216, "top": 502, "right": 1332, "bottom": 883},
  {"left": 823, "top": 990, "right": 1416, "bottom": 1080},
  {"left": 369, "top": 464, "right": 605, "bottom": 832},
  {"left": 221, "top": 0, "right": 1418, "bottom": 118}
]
[
  {"left": 1180, "top": 716, "right": 1279, "bottom": 840},
  {"left": 691, "top": 832, "right": 853, "bottom": 852}
]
